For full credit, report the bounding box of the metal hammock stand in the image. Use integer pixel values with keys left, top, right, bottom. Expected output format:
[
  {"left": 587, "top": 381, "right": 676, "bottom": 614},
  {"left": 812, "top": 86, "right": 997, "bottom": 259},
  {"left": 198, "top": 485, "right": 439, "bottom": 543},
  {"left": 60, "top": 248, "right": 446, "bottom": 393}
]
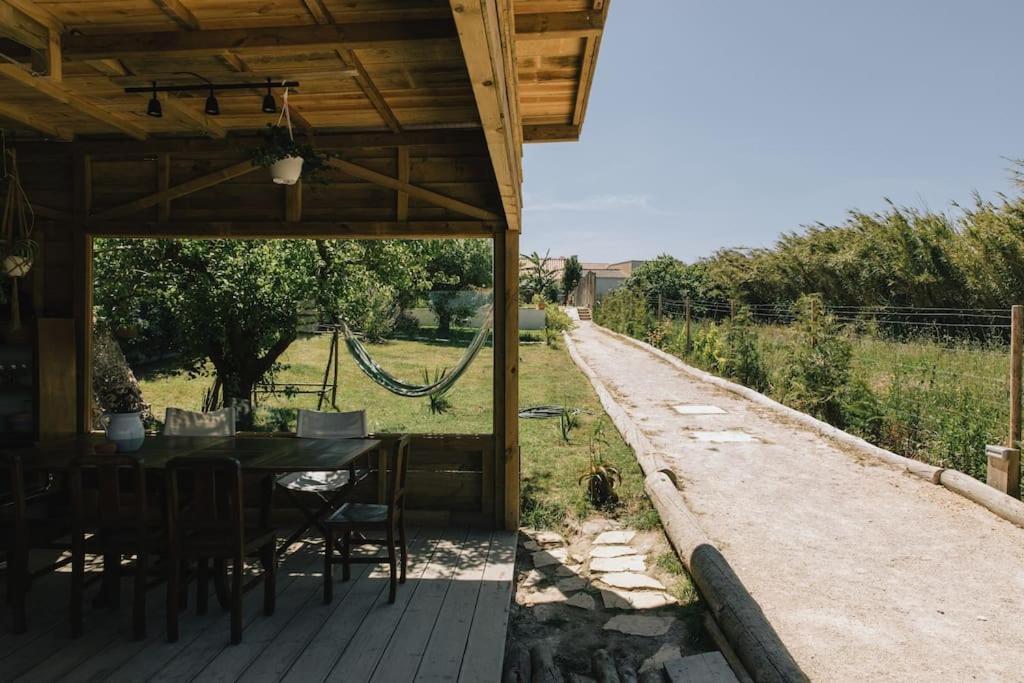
[{"left": 251, "top": 325, "right": 342, "bottom": 411}]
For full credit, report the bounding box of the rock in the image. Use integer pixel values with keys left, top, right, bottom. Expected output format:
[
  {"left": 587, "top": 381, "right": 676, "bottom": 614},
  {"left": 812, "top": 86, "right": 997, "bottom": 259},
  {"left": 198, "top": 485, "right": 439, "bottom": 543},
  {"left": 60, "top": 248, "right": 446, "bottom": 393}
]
[
  {"left": 597, "top": 573, "right": 666, "bottom": 591},
  {"left": 521, "top": 569, "right": 545, "bottom": 588},
  {"left": 533, "top": 530, "right": 566, "bottom": 546},
  {"left": 601, "top": 589, "right": 677, "bottom": 610},
  {"left": 639, "top": 644, "right": 682, "bottom": 673},
  {"left": 556, "top": 576, "right": 587, "bottom": 592},
  {"left": 533, "top": 548, "right": 568, "bottom": 568},
  {"left": 570, "top": 552, "right": 586, "bottom": 564},
  {"left": 555, "top": 564, "right": 581, "bottom": 577},
  {"left": 594, "top": 530, "right": 636, "bottom": 545},
  {"left": 589, "top": 545, "right": 636, "bottom": 559},
  {"left": 581, "top": 518, "right": 613, "bottom": 535},
  {"left": 522, "top": 540, "right": 542, "bottom": 552},
  {"left": 603, "top": 615, "right": 676, "bottom": 637},
  {"left": 565, "top": 593, "right": 597, "bottom": 610},
  {"left": 590, "top": 555, "right": 646, "bottom": 573},
  {"left": 520, "top": 586, "right": 568, "bottom": 606}
]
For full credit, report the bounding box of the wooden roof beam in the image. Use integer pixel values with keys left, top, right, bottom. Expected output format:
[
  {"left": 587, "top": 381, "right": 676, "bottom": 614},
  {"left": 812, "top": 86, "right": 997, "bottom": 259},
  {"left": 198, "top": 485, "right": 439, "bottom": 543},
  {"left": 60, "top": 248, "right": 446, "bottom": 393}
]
[
  {"left": 514, "top": 11, "right": 604, "bottom": 41},
  {"left": 449, "top": 0, "right": 522, "bottom": 230},
  {"left": 0, "top": 99, "right": 73, "bottom": 140},
  {"left": 0, "top": 0, "right": 49, "bottom": 49},
  {"left": 62, "top": 19, "right": 457, "bottom": 61},
  {"left": 337, "top": 49, "right": 401, "bottom": 132},
  {"left": 84, "top": 220, "right": 497, "bottom": 240},
  {"left": 0, "top": 63, "right": 149, "bottom": 139},
  {"left": 300, "top": 0, "right": 334, "bottom": 25},
  {"left": 157, "top": 93, "right": 226, "bottom": 138},
  {"left": 152, "top": 0, "right": 200, "bottom": 30},
  {"left": 523, "top": 124, "right": 579, "bottom": 143}
]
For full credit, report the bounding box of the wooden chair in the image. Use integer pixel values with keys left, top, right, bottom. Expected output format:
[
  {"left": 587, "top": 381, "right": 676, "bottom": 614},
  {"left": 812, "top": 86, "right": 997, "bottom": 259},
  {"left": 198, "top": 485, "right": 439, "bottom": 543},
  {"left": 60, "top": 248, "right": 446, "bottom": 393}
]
[
  {"left": 162, "top": 406, "right": 236, "bottom": 436},
  {"left": 69, "top": 454, "right": 164, "bottom": 640},
  {"left": 165, "top": 457, "right": 276, "bottom": 645},
  {"left": 0, "top": 453, "right": 72, "bottom": 634},
  {"left": 323, "top": 435, "right": 410, "bottom": 604}
]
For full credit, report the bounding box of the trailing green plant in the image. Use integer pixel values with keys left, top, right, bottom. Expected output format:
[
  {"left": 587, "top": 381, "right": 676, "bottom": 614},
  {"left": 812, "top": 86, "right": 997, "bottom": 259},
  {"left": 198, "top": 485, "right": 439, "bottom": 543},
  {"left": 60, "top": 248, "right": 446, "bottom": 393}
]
[
  {"left": 248, "top": 125, "right": 333, "bottom": 180},
  {"left": 578, "top": 421, "right": 621, "bottom": 508}
]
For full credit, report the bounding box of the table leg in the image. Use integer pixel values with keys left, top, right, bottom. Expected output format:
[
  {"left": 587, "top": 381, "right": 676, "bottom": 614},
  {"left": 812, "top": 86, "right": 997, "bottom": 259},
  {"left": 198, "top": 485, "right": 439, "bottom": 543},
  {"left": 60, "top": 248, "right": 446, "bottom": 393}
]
[{"left": 377, "top": 445, "right": 388, "bottom": 504}]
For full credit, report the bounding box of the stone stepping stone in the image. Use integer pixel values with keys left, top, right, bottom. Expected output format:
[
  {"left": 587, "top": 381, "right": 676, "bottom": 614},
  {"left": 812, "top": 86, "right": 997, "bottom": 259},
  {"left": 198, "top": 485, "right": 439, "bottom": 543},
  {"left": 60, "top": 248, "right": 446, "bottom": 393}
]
[
  {"left": 597, "top": 572, "right": 666, "bottom": 591},
  {"left": 672, "top": 404, "right": 726, "bottom": 415},
  {"left": 640, "top": 644, "right": 682, "bottom": 674},
  {"left": 589, "top": 545, "right": 635, "bottom": 559},
  {"left": 594, "top": 530, "right": 636, "bottom": 545},
  {"left": 590, "top": 555, "right": 646, "bottom": 573},
  {"left": 603, "top": 615, "right": 676, "bottom": 637},
  {"left": 532, "top": 548, "right": 568, "bottom": 568},
  {"left": 555, "top": 564, "right": 581, "bottom": 577},
  {"left": 556, "top": 576, "right": 587, "bottom": 592},
  {"left": 601, "top": 588, "right": 676, "bottom": 610},
  {"left": 519, "top": 586, "right": 568, "bottom": 606},
  {"left": 532, "top": 530, "right": 566, "bottom": 546},
  {"left": 521, "top": 569, "right": 545, "bottom": 588},
  {"left": 689, "top": 431, "right": 755, "bottom": 443},
  {"left": 565, "top": 593, "right": 597, "bottom": 610},
  {"left": 522, "top": 540, "right": 542, "bottom": 552}
]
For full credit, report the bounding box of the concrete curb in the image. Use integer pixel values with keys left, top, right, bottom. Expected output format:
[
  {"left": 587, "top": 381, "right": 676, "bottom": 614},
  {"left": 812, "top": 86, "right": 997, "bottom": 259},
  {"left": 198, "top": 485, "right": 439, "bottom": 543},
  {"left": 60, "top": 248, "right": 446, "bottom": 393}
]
[
  {"left": 589, "top": 322, "right": 1024, "bottom": 529},
  {"left": 564, "top": 330, "right": 808, "bottom": 682}
]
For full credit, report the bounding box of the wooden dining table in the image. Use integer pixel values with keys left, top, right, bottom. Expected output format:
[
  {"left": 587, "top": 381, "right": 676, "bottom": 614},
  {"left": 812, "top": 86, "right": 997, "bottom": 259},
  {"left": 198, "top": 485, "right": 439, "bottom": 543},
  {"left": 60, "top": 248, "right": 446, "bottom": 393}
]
[{"left": 18, "top": 434, "right": 385, "bottom": 556}]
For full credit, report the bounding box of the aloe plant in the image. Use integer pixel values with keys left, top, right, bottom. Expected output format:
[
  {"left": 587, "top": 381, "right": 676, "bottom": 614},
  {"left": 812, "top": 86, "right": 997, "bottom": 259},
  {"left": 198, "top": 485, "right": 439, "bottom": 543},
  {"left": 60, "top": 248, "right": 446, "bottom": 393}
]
[{"left": 579, "top": 421, "right": 621, "bottom": 507}]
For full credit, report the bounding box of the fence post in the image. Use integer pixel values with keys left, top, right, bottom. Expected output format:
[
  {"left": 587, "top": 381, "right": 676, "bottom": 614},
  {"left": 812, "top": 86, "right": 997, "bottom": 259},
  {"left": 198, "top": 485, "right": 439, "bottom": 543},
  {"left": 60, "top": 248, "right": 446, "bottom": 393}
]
[
  {"left": 684, "top": 297, "right": 692, "bottom": 354},
  {"left": 1010, "top": 305, "right": 1023, "bottom": 450},
  {"left": 657, "top": 293, "right": 663, "bottom": 321}
]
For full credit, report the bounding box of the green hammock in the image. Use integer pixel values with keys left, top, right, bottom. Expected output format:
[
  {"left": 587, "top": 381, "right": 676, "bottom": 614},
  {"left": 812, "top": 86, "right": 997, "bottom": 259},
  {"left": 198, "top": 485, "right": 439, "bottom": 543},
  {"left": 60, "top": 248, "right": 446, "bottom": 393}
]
[{"left": 340, "top": 306, "right": 493, "bottom": 398}]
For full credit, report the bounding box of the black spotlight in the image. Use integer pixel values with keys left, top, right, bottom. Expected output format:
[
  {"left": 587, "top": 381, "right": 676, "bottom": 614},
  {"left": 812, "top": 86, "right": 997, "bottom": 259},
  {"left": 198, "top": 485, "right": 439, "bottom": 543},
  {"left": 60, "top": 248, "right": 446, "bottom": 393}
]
[
  {"left": 261, "top": 78, "right": 277, "bottom": 114},
  {"left": 146, "top": 82, "right": 162, "bottom": 118},
  {"left": 205, "top": 87, "right": 220, "bottom": 115}
]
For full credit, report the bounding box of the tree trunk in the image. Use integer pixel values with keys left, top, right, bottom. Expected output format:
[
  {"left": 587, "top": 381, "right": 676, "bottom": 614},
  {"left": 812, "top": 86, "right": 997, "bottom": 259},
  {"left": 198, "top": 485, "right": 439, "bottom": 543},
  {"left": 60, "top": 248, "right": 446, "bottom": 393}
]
[{"left": 437, "top": 311, "right": 452, "bottom": 338}]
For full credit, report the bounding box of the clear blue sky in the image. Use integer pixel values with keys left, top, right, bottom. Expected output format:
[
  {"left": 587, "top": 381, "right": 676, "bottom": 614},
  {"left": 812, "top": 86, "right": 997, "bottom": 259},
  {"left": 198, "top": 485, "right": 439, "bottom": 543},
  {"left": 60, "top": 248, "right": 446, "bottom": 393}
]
[{"left": 521, "top": 0, "right": 1023, "bottom": 263}]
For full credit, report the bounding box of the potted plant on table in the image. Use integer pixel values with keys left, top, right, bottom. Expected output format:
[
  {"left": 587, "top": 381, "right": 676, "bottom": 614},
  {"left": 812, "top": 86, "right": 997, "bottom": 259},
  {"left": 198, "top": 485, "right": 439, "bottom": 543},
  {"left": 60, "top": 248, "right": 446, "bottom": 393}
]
[
  {"left": 93, "top": 354, "right": 148, "bottom": 452},
  {"left": 249, "top": 124, "right": 331, "bottom": 185}
]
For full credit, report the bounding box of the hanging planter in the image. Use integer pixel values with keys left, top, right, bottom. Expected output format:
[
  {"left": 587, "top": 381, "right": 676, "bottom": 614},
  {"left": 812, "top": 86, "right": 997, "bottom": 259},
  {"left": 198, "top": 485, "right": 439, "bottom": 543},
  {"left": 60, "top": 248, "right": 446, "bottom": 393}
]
[
  {"left": 1, "top": 146, "right": 36, "bottom": 332},
  {"left": 248, "top": 87, "right": 331, "bottom": 185}
]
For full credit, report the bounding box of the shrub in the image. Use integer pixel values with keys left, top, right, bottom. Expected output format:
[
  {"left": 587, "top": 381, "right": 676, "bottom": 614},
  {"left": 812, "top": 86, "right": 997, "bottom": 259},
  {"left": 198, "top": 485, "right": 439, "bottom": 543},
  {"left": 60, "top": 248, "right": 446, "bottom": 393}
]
[
  {"left": 545, "top": 305, "right": 574, "bottom": 334},
  {"left": 685, "top": 311, "right": 768, "bottom": 391},
  {"left": 775, "top": 294, "right": 853, "bottom": 425}
]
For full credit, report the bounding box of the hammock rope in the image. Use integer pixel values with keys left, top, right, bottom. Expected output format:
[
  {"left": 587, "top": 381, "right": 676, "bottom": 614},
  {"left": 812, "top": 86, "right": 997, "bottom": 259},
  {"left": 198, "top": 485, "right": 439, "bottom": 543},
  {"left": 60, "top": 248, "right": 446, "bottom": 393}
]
[{"left": 340, "top": 306, "right": 493, "bottom": 398}]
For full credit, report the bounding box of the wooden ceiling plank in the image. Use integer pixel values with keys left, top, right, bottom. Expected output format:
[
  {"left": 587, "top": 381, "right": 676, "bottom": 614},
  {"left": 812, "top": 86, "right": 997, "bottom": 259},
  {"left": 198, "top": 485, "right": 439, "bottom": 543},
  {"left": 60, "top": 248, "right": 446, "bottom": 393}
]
[
  {"left": 0, "top": 63, "right": 149, "bottom": 140},
  {"left": 62, "top": 20, "right": 457, "bottom": 61},
  {"left": 0, "top": 99, "right": 73, "bottom": 140},
  {"left": 95, "top": 160, "right": 258, "bottom": 220},
  {"left": 449, "top": 0, "right": 521, "bottom": 230},
  {"left": 396, "top": 146, "right": 409, "bottom": 221},
  {"left": 300, "top": 0, "right": 334, "bottom": 25},
  {"left": 337, "top": 49, "right": 402, "bottom": 132},
  {"left": 523, "top": 124, "right": 579, "bottom": 143},
  {"left": 153, "top": 0, "right": 200, "bottom": 30},
  {"left": 328, "top": 157, "right": 501, "bottom": 221},
  {"left": 571, "top": 0, "right": 609, "bottom": 129},
  {"left": 157, "top": 93, "right": 227, "bottom": 138},
  {"left": 514, "top": 11, "right": 604, "bottom": 41}
]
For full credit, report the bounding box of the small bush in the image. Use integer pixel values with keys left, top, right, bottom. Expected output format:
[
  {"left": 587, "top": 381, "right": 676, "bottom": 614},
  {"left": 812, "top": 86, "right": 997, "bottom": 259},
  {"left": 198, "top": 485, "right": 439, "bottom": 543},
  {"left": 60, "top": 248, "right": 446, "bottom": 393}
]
[{"left": 545, "top": 305, "right": 574, "bottom": 334}]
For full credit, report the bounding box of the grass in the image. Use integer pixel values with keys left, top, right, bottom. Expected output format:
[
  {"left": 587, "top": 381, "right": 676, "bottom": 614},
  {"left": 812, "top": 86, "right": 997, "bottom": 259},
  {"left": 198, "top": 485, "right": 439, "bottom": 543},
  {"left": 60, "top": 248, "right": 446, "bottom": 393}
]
[{"left": 135, "top": 328, "right": 658, "bottom": 532}]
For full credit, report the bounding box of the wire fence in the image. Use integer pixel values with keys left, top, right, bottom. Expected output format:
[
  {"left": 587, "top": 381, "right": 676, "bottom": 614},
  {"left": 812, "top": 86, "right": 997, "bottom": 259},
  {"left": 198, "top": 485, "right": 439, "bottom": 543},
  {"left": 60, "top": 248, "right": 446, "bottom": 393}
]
[{"left": 597, "top": 292, "right": 1021, "bottom": 494}]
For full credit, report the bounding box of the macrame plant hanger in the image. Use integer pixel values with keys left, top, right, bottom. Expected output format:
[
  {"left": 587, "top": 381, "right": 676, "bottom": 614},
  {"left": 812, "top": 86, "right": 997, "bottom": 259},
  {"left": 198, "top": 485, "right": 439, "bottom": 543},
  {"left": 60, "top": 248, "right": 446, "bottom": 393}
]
[{"left": 1, "top": 133, "right": 37, "bottom": 330}]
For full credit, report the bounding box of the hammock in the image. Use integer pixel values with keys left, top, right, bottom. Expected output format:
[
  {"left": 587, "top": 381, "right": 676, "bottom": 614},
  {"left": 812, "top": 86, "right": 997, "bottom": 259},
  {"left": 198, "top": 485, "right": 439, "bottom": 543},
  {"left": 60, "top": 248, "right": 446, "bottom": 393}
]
[{"left": 340, "top": 306, "right": 493, "bottom": 398}]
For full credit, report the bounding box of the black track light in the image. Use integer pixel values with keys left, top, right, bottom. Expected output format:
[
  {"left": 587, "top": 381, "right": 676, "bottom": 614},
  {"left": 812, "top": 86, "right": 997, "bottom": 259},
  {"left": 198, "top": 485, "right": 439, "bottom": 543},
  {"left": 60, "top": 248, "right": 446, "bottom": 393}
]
[
  {"left": 146, "top": 82, "right": 162, "bottom": 118},
  {"left": 262, "top": 78, "right": 277, "bottom": 114},
  {"left": 205, "top": 88, "right": 219, "bottom": 116}
]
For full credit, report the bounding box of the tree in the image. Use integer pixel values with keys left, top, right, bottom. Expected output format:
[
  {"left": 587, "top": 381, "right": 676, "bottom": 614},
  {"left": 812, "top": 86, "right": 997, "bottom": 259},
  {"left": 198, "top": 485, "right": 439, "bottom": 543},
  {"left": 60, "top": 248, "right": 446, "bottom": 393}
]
[
  {"left": 419, "top": 240, "right": 493, "bottom": 336},
  {"left": 625, "top": 254, "right": 713, "bottom": 305},
  {"left": 520, "top": 250, "right": 560, "bottom": 303},
  {"left": 561, "top": 255, "right": 583, "bottom": 302}
]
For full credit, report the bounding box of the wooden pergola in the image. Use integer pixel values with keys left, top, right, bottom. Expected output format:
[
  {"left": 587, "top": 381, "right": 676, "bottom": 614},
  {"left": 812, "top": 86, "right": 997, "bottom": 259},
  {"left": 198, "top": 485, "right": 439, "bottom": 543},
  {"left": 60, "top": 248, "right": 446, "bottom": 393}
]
[{"left": 0, "top": 0, "right": 609, "bottom": 530}]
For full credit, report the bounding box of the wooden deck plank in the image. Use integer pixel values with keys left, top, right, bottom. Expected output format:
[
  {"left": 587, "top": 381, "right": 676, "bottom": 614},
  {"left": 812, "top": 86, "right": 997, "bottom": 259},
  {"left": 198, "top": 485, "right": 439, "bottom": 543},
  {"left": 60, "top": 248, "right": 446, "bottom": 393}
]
[
  {"left": 0, "top": 560, "right": 73, "bottom": 656},
  {"left": 456, "top": 530, "right": 516, "bottom": 683},
  {"left": 372, "top": 528, "right": 491, "bottom": 682},
  {"left": 281, "top": 531, "right": 440, "bottom": 683},
  {"left": 408, "top": 529, "right": 493, "bottom": 683},
  {"left": 325, "top": 527, "right": 470, "bottom": 682}
]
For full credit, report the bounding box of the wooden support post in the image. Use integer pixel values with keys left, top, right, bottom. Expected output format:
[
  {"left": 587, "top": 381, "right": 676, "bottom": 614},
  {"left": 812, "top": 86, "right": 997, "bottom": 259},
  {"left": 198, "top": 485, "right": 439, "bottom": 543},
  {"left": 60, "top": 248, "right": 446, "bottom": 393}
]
[
  {"left": 684, "top": 297, "right": 692, "bottom": 354},
  {"left": 72, "top": 153, "right": 93, "bottom": 433},
  {"left": 285, "top": 181, "right": 302, "bottom": 222},
  {"left": 1010, "top": 305, "right": 1023, "bottom": 450},
  {"left": 986, "top": 445, "right": 1021, "bottom": 499},
  {"left": 493, "top": 228, "right": 520, "bottom": 530}
]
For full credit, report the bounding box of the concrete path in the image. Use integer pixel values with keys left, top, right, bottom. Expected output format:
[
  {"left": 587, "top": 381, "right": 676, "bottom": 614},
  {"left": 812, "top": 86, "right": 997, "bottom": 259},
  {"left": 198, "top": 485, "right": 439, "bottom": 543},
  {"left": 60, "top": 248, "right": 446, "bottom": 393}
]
[{"left": 568, "top": 321, "right": 1024, "bottom": 682}]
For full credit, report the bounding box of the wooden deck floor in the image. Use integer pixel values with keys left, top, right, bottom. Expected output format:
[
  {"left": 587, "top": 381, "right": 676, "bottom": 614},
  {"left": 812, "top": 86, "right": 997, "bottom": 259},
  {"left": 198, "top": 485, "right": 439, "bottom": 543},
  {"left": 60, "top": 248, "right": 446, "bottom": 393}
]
[{"left": 0, "top": 527, "right": 516, "bottom": 683}]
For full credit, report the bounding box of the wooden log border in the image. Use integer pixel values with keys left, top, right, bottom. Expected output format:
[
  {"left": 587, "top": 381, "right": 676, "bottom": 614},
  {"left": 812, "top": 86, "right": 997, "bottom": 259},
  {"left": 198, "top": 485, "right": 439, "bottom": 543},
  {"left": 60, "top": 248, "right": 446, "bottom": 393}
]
[
  {"left": 587, "top": 323, "right": 1024, "bottom": 530},
  {"left": 563, "top": 329, "right": 806, "bottom": 683}
]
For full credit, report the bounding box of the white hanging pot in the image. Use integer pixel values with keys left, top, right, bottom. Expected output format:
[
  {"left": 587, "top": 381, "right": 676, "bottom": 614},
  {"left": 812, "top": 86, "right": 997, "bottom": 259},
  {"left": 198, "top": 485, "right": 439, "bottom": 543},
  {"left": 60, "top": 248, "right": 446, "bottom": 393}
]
[
  {"left": 2, "top": 254, "right": 32, "bottom": 277},
  {"left": 270, "top": 155, "right": 304, "bottom": 185}
]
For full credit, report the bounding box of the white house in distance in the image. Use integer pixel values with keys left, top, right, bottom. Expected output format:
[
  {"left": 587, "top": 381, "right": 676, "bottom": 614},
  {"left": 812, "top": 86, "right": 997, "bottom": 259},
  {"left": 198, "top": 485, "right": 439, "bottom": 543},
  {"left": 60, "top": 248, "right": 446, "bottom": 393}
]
[{"left": 530, "top": 256, "right": 645, "bottom": 306}]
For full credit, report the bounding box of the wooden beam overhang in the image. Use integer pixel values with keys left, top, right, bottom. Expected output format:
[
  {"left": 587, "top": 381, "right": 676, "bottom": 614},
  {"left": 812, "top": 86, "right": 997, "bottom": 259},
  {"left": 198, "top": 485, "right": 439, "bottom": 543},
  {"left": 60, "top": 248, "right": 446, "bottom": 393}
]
[
  {"left": 62, "top": 19, "right": 458, "bottom": 61},
  {"left": 0, "top": 63, "right": 149, "bottom": 140},
  {"left": 514, "top": 11, "right": 604, "bottom": 40},
  {"left": 449, "top": 0, "right": 522, "bottom": 231},
  {"left": 523, "top": 124, "right": 580, "bottom": 143},
  {"left": 83, "top": 221, "right": 498, "bottom": 240},
  {"left": 0, "top": 0, "right": 48, "bottom": 49},
  {"left": 0, "top": 99, "right": 73, "bottom": 140}
]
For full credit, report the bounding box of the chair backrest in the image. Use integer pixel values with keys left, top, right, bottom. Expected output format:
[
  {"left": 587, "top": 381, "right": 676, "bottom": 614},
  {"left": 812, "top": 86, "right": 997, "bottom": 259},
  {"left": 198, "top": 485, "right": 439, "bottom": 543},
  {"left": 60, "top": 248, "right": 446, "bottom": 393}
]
[
  {"left": 163, "top": 407, "right": 237, "bottom": 437},
  {"left": 386, "top": 436, "right": 412, "bottom": 517},
  {"left": 166, "top": 456, "right": 255, "bottom": 555},
  {"left": 0, "top": 453, "right": 26, "bottom": 523},
  {"left": 69, "top": 454, "right": 149, "bottom": 535},
  {"left": 295, "top": 409, "right": 367, "bottom": 439}
]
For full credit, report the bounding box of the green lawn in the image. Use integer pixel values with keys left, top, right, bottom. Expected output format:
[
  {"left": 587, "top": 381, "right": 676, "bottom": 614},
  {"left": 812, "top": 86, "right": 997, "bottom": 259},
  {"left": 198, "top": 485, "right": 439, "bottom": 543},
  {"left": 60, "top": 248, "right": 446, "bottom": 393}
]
[{"left": 136, "top": 332, "right": 657, "bottom": 531}]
